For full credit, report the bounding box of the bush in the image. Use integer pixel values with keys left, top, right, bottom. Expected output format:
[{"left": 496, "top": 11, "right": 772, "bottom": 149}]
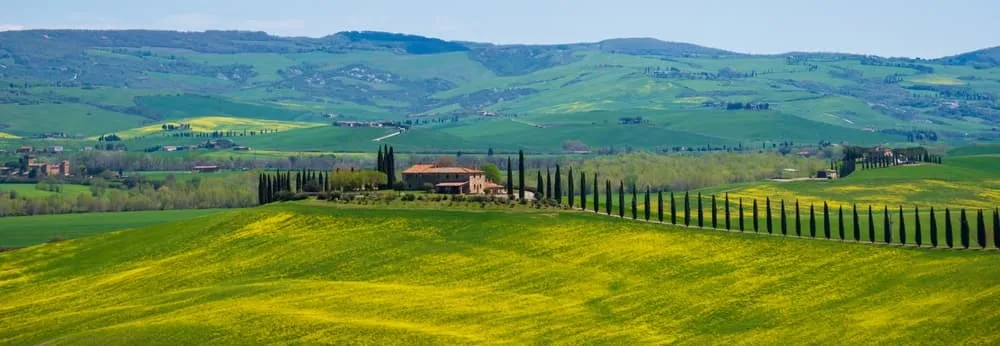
[
  {"left": 393, "top": 181, "right": 407, "bottom": 191},
  {"left": 401, "top": 194, "right": 417, "bottom": 201}
]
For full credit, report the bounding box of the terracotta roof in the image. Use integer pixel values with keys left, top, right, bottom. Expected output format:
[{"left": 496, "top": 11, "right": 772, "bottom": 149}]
[
  {"left": 403, "top": 164, "right": 483, "bottom": 174},
  {"left": 435, "top": 182, "right": 469, "bottom": 187}
]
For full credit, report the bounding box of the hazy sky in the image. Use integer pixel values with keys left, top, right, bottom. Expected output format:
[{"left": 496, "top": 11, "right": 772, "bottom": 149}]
[{"left": 1, "top": 0, "right": 997, "bottom": 58}]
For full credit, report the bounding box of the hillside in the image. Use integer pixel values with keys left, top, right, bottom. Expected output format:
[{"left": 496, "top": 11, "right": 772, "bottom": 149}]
[
  {"left": 2, "top": 30, "right": 1000, "bottom": 152},
  {"left": 1, "top": 203, "right": 999, "bottom": 344}
]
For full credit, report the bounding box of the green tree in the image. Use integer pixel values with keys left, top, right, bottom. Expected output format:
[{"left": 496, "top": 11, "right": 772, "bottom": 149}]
[
  {"left": 631, "top": 184, "right": 638, "bottom": 220},
  {"left": 809, "top": 204, "right": 817, "bottom": 238},
  {"left": 658, "top": 191, "right": 664, "bottom": 223},
  {"left": 765, "top": 197, "right": 772, "bottom": 234},
  {"left": 579, "top": 170, "right": 586, "bottom": 210},
  {"left": 915, "top": 206, "right": 922, "bottom": 247},
  {"left": 795, "top": 200, "right": 801, "bottom": 237},
  {"left": 752, "top": 199, "right": 759, "bottom": 232},
  {"left": 945, "top": 208, "right": 954, "bottom": 248},
  {"left": 697, "top": 193, "right": 704, "bottom": 228},
  {"left": 506, "top": 158, "right": 513, "bottom": 198},
  {"left": 593, "top": 173, "right": 599, "bottom": 213},
  {"left": 739, "top": 198, "right": 745, "bottom": 232},
  {"left": 930, "top": 207, "right": 938, "bottom": 248},
  {"left": 537, "top": 171, "right": 544, "bottom": 200},
  {"left": 868, "top": 205, "right": 875, "bottom": 243},
  {"left": 994, "top": 208, "right": 1000, "bottom": 249},
  {"left": 644, "top": 186, "right": 651, "bottom": 221},
  {"left": 481, "top": 164, "right": 503, "bottom": 186},
  {"left": 838, "top": 206, "right": 845, "bottom": 240},
  {"left": 823, "top": 202, "right": 831, "bottom": 239},
  {"left": 518, "top": 150, "right": 525, "bottom": 201},
  {"left": 976, "top": 209, "right": 987, "bottom": 249},
  {"left": 883, "top": 206, "right": 892, "bottom": 244},
  {"left": 606, "top": 180, "right": 612, "bottom": 216},
  {"left": 555, "top": 165, "right": 562, "bottom": 203},
  {"left": 684, "top": 192, "right": 691, "bottom": 226},
  {"left": 960, "top": 209, "right": 970, "bottom": 249},
  {"left": 725, "top": 194, "right": 731, "bottom": 230},
  {"left": 852, "top": 204, "right": 861, "bottom": 242},
  {"left": 671, "top": 192, "right": 677, "bottom": 225},
  {"left": 711, "top": 195, "right": 718, "bottom": 229},
  {"left": 546, "top": 168, "right": 552, "bottom": 199},
  {"left": 898, "top": 206, "right": 906, "bottom": 245},
  {"left": 567, "top": 167, "right": 574, "bottom": 208},
  {"left": 618, "top": 181, "right": 625, "bottom": 218}
]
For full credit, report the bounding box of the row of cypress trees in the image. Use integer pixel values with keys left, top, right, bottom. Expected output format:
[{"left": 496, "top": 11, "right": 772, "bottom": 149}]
[
  {"left": 257, "top": 169, "right": 333, "bottom": 205},
  {"left": 376, "top": 145, "right": 396, "bottom": 187}
]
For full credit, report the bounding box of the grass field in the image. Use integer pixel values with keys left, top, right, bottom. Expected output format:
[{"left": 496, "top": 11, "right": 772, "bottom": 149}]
[
  {"left": 105, "top": 116, "right": 325, "bottom": 139},
  {"left": 0, "top": 209, "right": 227, "bottom": 247},
  {"left": 0, "top": 132, "right": 20, "bottom": 139},
  {"left": 0, "top": 183, "right": 92, "bottom": 198},
  {"left": 1, "top": 202, "right": 998, "bottom": 344}
]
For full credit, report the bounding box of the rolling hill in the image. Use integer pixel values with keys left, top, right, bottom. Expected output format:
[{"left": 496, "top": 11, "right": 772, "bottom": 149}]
[
  {"left": 1, "top": 203, "right": 999, "bottom": 344},
  {"left": 1, "top": 30, "right": 1000, "bottom": 152}
]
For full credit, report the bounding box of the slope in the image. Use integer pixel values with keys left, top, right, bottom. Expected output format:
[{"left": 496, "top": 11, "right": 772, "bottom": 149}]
[{"left": 1, "top": 203, "right": 999, "bottom": 344}]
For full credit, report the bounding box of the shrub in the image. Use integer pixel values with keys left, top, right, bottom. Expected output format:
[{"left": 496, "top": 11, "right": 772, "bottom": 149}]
[{"left": 401, "top": 194, "right": 417, "bottom": 201}]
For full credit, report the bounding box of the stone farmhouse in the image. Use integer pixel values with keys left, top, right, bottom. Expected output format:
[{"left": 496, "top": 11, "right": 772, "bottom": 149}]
[{"left": 402, "top": 164, "right": 504, "bottom": 194}]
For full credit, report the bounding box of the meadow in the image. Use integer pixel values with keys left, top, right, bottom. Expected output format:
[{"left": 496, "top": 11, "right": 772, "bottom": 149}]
[
  {"left": 105, "top": 116, "right": 324, "bottom": 139},
  {"left": 0, "top": 183, "right": 91, "bottom": 198},
  {"left": 1, "top": 202, "right": 998, "bottom": 344},
  {"left": 0, "top": 209, "right": 226, "bottom": 247}
]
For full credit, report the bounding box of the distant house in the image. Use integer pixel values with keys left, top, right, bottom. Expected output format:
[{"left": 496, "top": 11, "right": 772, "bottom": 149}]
[
  {"left": 47, "top": 146, "right": 64, "bottom": 153},
  {"left": 25, "top": 156, "right": 71, "bottom": 177},
  {"left": 162, "top": 145, "right": 179, "bottom": 152},
  {"left": 16, "top": 146, "right": 32, "bottom": 154},
  {"left": 816, "top": 169, "right": 838, "bottom": 179},
  {"left": 402, "top": 164, "right": 496, "bottom": 194},
  {"left": 192, "top": 165, "right": 220, "bottom": 173},
  {"left": 334, "top": 121, "right": 383, "bottom": 128},
  {"left": 233, "top": 146, "right": 252, "bottom": 151}
]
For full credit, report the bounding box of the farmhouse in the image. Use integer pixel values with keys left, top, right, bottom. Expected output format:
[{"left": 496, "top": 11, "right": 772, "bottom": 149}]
[
  {"left": 402, "top": 164, "right": 498, "bottom": 194},
  {"left": 816, "top": 169, "right": 838, "bottom": 179},
  {"left": 192, "top": 165, "right": 220, "bottom": 173},
  {"left": 25, "top": 156, "right": 71, "bottom": 177}
]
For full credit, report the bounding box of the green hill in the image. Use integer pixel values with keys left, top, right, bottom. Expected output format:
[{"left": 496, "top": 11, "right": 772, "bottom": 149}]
[
  {"left": 1, "top": 203, "right": 999, "bottom": 344},
  {"left": 2, "top": 30, "right": 999, "bottom": 151}
]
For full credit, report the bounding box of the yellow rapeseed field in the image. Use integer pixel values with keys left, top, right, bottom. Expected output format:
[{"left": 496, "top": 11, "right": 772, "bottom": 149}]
[{"left": 95, "top": 116, "right": 323, "bottom": 139}]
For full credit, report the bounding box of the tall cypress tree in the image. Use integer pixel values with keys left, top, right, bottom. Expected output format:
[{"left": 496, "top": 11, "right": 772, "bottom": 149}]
[
  {"left": 838, "top": 206, "right": 845, "bottom": 240},
  {"left": 930, "top": 207, "right": 938, "bottom": 248},
  {"left": 945, "top": 208, "right": 954, "bottom": 248},
  {"left": 545, "top": 168, "right": 552, "bottom": 200},
  {"left": 618, "top": 181, "right": 625, "bottom": 218},
  {"left": 853, "top": 204, "right": 861, "bottom": 242},
  {"left": 684, "top": 192, "right": 691, "bottom": 226},
  {"left": 507, "top": 157, "right": 514, "bottom": 199},
  {"left": 809, "top": 204, "right": 816, "bottom": 238},
  {"left": 725, "top": 194, "right": 731, "bottom": 230},
  {"left": 994, "top": 208, "right": 1000, "bottom": 249},
  {"left": 518, "top": 150, "right": 525, "bottom": 201},
  {"left": 898, "top": 206, "right": 906, "bottom": 245},
  {"left": 567, "top": 167, "right": 574, "bottom": 208},
  {"left": 593, "top": 173, "right": 599, "bottom": 213},
  {"left": 387, "top": 146, "right": 395, "bottom": 187},
  {"left": 915, "top": 206, "right": 922, "bottom": 247},
  {"left": 711, "top": 195, "right": 718, "bottom": 229},
  {"left": 883, "top": 206, "right": 892, "bottom": 244},
  {"left": 631, "top": 184, "right": 638, "bottom": 220},
  {"left": 823, "top": 202, "right": 831, "bottom": 240},
  {"left": 658, "top": 191, "right": 664, "bottom": 223},
  {"left": 554, "top": 165, "right": 562, "bottom": 203},
  {"left": 671, "top": 192, "right": 677, "bottom": 225},
  {"left": 537, "top": 171, "right": 544, "bottom": 200},
  {"left": 257, "top": 173, "right": 264, "bottom": 205},
  {"left": 780, "top": 200, "right": 787, "bottom": 236},
  {"left": 644, "top": 186, "right": 651, "bottom": 221},
  {"left": 697, "top": 193, "right": 704, "bottom": 227},
  {"left": 580, "top": 170, "right": 586, "bottom": 210},
  {"left": 960, "top": 209, "right": 970, "bottom": 249},
  {"left": 795, "top": 200, "right": 802, "bottom": 237},
  {"left": 752, "top": 199, "right": 759, "bottom": 233},
  {"left": 606, "top": 180, "right": 612, "bottom": 216},
  {"left": 868, "top": 205, "right": 875, "bottom": 243},
  {"left": 765, "top": 198, "right": 773, "bottom": 234},
  {"left": 739, "top": 198, "right": 745, "bottom": 232},
  {"left": 977, "top": 210, "right": 987, "bottom": 249},
  {"left": 377, "top": 146, "right": 384, "bottom": 172}
]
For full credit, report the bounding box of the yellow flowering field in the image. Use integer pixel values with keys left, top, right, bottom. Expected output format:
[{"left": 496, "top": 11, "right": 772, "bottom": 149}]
[
  {"left": 1, "top": 203, "right": 999, "bottom": 344},
  {"left": 90, "top": 116, "right": 323, "bottom": 139}
]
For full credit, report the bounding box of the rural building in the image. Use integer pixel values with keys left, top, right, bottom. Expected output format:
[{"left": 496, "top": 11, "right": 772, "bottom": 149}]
[
  {"left": 16, "top": 146, "right": 32, "bottom": 154},
  {"left": 47, "top": 146, "right": 64, "bottom": 153},
  {"left": 233, "top": 146, "right": 252, "bottom": 151},
  {"left": 192, "top": 165, "right": 220, "bottom": 173},
  {"left": 402, "top": 164, "right": 495, "bottom": 194},
  {"left": 816, "top": 169, "right": 838, "bottom": 179},
  {"left": 25, "top": 156, "right": 71, "bottom": 177}
]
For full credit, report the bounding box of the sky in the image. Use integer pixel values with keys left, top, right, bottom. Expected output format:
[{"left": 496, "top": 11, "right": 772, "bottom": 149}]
[{"left": 1, "top": 0, "right": 997, "bottom": 58}]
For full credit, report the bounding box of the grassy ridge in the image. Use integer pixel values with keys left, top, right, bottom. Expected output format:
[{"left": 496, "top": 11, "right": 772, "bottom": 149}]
[
  {"left": 0, "top": 209, "right": 226, "bottom": 247},
  {"left": 106, "top": 116, "right": 324, "bottom": 139},
  {"left": 1, "top": 203, "right": 999, "bottom": 344}
]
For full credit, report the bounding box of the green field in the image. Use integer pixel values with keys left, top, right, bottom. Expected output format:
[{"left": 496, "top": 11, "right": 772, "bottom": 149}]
[
  {"left": 0, "top": 183, "right": 92, "bottom": 198},
  {"left": 0, "top": 209, "right": 226, "bottom": 247},
  {"left": 1, "top": 202, "right": 998, "bottom": 344}
]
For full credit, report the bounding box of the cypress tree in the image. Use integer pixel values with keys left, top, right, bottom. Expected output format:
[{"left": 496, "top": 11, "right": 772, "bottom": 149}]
[
  {"left": 868, "top": 205, "right": 875, "bottom": 243},
  {"left": 507, "top": 157, "right": 514, "bottom": 199},
  {"left": 711, "top": 195, "right": 718, "bottom": 229},
  {"left": 580, "top": 170, "right": 586, "bottom": 210},
  {"left": 915, "top": 206, "right": 922, "bottom": 247},
  {"left": 823, "top": 202, "right": 831, "bottom": 239},
  {"left": 993, "top": 208, "right": 1000, "bottom": 249},
  {"left": 739, "top": 198, "right": 745, "bottom": 232},
  {"left": 518, "top": 150, "right": 525, "bottom": 201},
  {"left": 377, "top": 146, "right": 384, "bottom": 172},
  {"left": 567, "top": 167, "right": 574, "bottom": 208},
  {"left": 658, "top": 191, "right": 664, "bottom": 223},
  {"left": 898, "top": 206, "right": 906, "bottom": 245},
  {"left": 960, "top": 209, "right": 970, "bottom": 249},
  {"left": 546, "top": 168, "right": 552, "bottom": 199},
  {"left": 697, "top": 193, "right": 704, "bottom": 227},
  {"left": 752, "top": 199, "right": 759, "bottom": 233},
  {"left": 387, "top": 146, "right": 395, "bottom": 187},
  {"left": 618, "top": 181, "right": 625, "bottom": 218},
  {"left": 554, "top": 165, "right": 562, "bottom": 203},
  {"left": 838, "top": 206, "right": 845, "bottom": 240},
  {"left": 537, "top": 171, "right": 544, "bottom": 200},
  {"left": 644, "top": 186, "right": 651, "bottom": 221},
  {"left": 765, "top": 197, "right": 773, "bottom": 234},
  {"left": 780, "top": 200, "right": 787, "bottom": 236},
  {"left": 853, "top": 204, "right": 861, "bottom": 242},
  {"left": 883, "top": 206, "right": 892, "bottom": 244},
  {"left": 671, "top": 192, "right": 677, "bottom": 225},
  {"left": 795, "top": 200, "right": 801, "bottom": 237},
  {"left": 977, "top": 210, "right": 987, "bottom": 249},
  {"left": 945, "top": 208, "right": 954, "bottom": 248},
  {"left": 606, "top": 180, "right": 612, "bottom": 216},
  {"left": 684, "top": 192, "right": 691, "bottom": 226},
  {"left": 809, "top": 204, "right": 816, "bottom": 238},
  {"left": 930, "top": 207, "right": 938, "bottom": 248},
  {"left": 631, "top": 184, "right": 638, "bottom": 220},
  {"left": 257, "top": 173, "right": 264, "bottom": 205},
  {"left": 593, "top": 173, "right": 599, "bottom": 213},
  {"left": 725, "top": 194, "right": 731, "bottom": 230}
]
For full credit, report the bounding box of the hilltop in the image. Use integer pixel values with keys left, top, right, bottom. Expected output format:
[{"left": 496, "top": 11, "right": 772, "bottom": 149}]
[
  {"left": 1, "top": 202, "right": 999, "bottom": 344},
  {"left": 2, "top": 29, "right": 1000, "bottom": 152}
]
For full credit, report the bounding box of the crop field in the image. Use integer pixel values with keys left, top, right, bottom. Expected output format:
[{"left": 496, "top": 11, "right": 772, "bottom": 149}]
[
  {"left": 0, "top": 183, "right": 92, "bottom": 198},
  {"left": 1, "top": 203, "right": 998, "bottom": 344},
  {"left": 106, "top": 116, "right": 325, "bottom": 139},
  {"left": 0, "top": 132, "right": 21, "bottom": 139},
  {"left": 0, "top": 209, "right": 227, "bottom": 247}
]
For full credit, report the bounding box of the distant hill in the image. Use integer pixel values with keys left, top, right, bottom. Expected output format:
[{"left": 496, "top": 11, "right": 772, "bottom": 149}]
[
  {"left": 937, "top": 46, "right": 1000, "bottom": 67},
  {"left": 596, "top": 37, "right": 740, "bottom": 57}
]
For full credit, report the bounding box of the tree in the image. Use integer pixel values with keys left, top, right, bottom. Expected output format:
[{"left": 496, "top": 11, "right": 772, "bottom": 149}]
[
  {"left": 765, "top": 197, "right": 772, "bottom": 234},
  {"left": 537, "top": 171, "right": 544, "bottom": 200},
  {"left": 684, "top": 192, "right": 691, "bottom": 226},
  {"left": 898, "top": 206, "right": 906, "bottom": 245},
  {"left": 376, "top": 146, "right": 384, "bottom": 172},
  {"left": 506, "top": 158, "right": 513, "bottom": 198},
  {"left": 631, "top": 184, "right": 638, "bottom": 220},
  {"left": 739, "top": 198, "right": 745, "bottom": 232},
  {"left": 868, "top": 206, "right": 875, "bottom": 243},
  {"left": 780, "top": 200, "right": 787, "bottom": 236},
  {"left": 795, "top": 200, "right": 802, "bottom": 237},
  {"left": 823, "top": 202, "right": 831, "bottom": 240},
  {"left": 606, "top": 180, "right": 612, "bottom": 216},
  {"left": 960, "top": 209, "right": 970, "bottom": 249},
  {"left": 387, "top": 146, "right": 396, "bottom": 187},
  {"left": 945, "top": 208, "right": 954, "bottom": 248},
  {"left": 711, "top": 195, "right": 718, "bottom": 229},
  {"left": 725, "top": 194, "right": 731, "bottom": 230},
  {"left": 930, "top": 207, "right": 938, "bottom": 248},
  {"left": 915, "top": 206, "right": 922, "bottom": 247},
  {"left": 644, "top": 186, "right": 651, "bottom": 221},
  {"left": 697, "top": 193, "right": 704, "bottom": 227},
  {"left": 752, "top": 199, "right": 759, "bottom": 232},
  {"left": 671, "top": 192, "right": 677, "bottom": 225},
  {"left": 809, "top": 204, "right": 816, "bottom": 238},
  {"left": 593, "top": 173, "right": 599, "bottom": 213},
  {"left": 518, "top": 150, "right": 525, "bottom": 201},
  {"left": 853, "top": 204, "right": 861, "bottom": 242},
  {"left": 579, "top": 170, "right": 586, "bottom": 210},
  {"left": 618, "top": 181, "right": 625, "bottom": 218},
  {"left": 546, "top": 168, "right": 552, "bottom": 199},
  {"left": 994, "top": 208, "right": 1000, "bottom": 250},
  {"left": 567, "top": 167, "right": 575, "bottom": 208},
  {"left": 977, "top": 209, "right": 987, "bottom": 249},
  {"left": 658, "top": 191, "right": 664, "bottom": 223},
  {"left": 883, "top": 206, "right": 891, "bottom": 244},
  {"left": 481, "top": 164, "right": 503, "bottom": 185},
  {"left": 555, "top": 165, "right": 563, "bottom": 203},
  {"left": 838, "top": 206, "right": 845, "bottom": 240}
]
